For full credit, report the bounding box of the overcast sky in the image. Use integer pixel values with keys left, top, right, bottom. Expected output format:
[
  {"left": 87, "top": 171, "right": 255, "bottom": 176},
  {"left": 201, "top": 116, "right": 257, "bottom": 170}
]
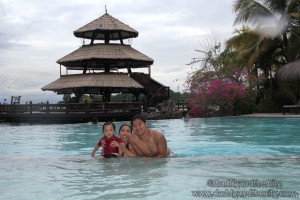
[{"left": 0, "top": 0, "right": 237, "bottom": 103}]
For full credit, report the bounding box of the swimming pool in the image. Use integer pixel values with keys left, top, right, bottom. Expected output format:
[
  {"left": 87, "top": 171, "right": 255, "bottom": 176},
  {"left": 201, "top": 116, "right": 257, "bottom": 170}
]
[{"left": 0, "top": 117, "right": 299, "bottom": 199}]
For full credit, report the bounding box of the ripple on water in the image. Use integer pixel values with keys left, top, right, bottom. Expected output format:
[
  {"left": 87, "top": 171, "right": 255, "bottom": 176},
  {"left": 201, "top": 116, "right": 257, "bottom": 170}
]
[{"left": 0, "top": 117, "right": 299, "bottom": 199}]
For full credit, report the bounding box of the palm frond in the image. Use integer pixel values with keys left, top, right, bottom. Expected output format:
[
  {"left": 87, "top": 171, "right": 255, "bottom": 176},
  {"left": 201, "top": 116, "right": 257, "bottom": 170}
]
[{"left": 233, "top": 0, "right": 273, "bottom": 26}]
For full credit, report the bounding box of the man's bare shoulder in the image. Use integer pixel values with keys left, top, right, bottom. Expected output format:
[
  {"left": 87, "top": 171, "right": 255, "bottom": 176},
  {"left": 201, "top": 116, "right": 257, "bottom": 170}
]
[
  {"left": 149, "top": 129, "right": 165, "bottom": 139},
  {"left": 128, "top": 133, "right": 138, "bottom": 141}
]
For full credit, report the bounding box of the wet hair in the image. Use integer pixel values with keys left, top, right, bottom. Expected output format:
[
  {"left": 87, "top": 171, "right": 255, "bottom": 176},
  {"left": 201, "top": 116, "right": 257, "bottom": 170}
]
[
  {"left": 131, "top": 114, "right": 147, "bottom": 126},
  {"left": 102, "top": 121, "right": 116, "bottom": 132},
  {"left": 118, "top": 124, "right": 132, "bottom": 134}
]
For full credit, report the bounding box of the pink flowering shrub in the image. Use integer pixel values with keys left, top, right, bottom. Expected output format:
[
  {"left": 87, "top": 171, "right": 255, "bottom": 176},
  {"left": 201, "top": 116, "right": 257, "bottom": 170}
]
[
  {"left": 186, "top": 45, "right": 260, "bottom": 117},
  {"left": 188, "top": 79, "right": 247, "bottom": 117}
]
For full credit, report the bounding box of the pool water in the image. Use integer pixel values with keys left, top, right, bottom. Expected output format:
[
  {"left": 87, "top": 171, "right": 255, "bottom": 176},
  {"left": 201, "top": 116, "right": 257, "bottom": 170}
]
[{"left": 0, "top": 117, "right": 299, "bottom": 199}]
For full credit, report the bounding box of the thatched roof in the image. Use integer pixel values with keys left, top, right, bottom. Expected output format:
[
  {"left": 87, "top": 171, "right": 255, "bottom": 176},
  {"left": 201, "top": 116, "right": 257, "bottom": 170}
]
[
  {"left": 41, "top": 73, "right": 144, "bottom": 94},
  {"left": 57, "top": 44, "right": 154, "bottom": 69},
  {"left": 74, "top": 13, "right": 138, "bottom": 40},
  {"left": 131, "top": 72, "right": 168, "bottom": 87},
  {"left": 276, "top": 59, "right": 300, "bottom": 81}
]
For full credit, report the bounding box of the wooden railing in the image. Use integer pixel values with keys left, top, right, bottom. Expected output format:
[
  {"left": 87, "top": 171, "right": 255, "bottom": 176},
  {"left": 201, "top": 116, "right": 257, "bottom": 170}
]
[
  {"left": 176, "top": 102, "right": 189, "bottom": 110},
  {"left": 0, "top": 102, "right": 142, "bottom": 114}
]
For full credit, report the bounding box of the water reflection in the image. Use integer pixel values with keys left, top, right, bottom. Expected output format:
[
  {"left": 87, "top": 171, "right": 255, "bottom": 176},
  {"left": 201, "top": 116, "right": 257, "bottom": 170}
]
[{"left": 48, "top": 157, "right": 168, "bottom": 199}]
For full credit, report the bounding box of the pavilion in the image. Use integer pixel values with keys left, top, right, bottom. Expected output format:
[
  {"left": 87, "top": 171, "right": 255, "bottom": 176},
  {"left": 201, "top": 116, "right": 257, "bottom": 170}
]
[
  {"left": 0, "top": 11, "right": 170, "bottom": 123},
  {"left": 42, "top": 11, "right": 170, "bottom": 106}
]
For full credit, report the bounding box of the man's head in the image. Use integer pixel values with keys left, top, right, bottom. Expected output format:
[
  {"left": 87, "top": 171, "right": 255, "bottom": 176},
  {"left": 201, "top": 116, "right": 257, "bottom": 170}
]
[
  {"left": 131, "top": 114, "right": 146, "bottom": 125},
  {"left": 131, "top": 114, "right": 147, "bottom": 136}
]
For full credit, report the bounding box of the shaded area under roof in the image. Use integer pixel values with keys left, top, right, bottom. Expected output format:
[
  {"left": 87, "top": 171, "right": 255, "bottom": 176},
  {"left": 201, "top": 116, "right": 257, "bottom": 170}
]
[
  {"left": 57, "top": 44, "right": 154, "bottom": 70},
  {"left": 74, "top": 13, "right": 138, "bottom": 40},
  {"left": 276, "top": 59, "right": 300, "bottom": 81},
  {"left": 41, "top": 73, "right": 144, "bottom": 94}
]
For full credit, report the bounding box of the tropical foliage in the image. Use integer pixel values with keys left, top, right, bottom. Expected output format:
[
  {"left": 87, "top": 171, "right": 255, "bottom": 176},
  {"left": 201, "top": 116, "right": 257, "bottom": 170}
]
[
  {"left": 186, "top": 41, "right": 258, "bottom": 117},
  {"left": 188, "top": 78, "right": 247, "bottom": 116},
  {"left": 186, "top": 0, "right": 300, "bottom": 117}
]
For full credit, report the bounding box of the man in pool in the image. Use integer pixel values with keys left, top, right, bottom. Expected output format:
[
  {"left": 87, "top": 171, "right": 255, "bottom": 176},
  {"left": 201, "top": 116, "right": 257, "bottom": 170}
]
[{"left": 128, "top": 114, "right": 170, "bottom": 158}]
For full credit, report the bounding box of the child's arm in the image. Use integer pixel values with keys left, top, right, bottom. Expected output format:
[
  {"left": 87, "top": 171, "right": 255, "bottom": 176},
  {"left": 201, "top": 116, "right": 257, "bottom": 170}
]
[
  {"left": 111, "top": 141, "right": 137, "bottom": 157},
  {"left": 91, "top": 144, "right": 101, "bottom": 157},
  {"left": 111, "top": 141, "right": 124, "bottom": 156}
]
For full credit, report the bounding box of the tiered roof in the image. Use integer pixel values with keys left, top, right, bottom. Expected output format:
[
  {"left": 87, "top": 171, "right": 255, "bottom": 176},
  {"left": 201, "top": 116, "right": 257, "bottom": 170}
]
[
  {"left": 57, "top": 44, "right": 153, "bottom": 70},
  {"left": 74, "top": 13, "right": 138, "bottom": 40},
  {"left": 43, "top": 12, "right": 153, "bottom": 97},
  {"left": 42, "top": 73, "right": 143, "bottom": 94}
]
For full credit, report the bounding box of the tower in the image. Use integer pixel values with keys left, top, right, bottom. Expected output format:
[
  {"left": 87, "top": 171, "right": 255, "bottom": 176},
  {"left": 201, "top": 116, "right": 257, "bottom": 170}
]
[{"left": 42, "top": 11, "right": 169, "bottom": 106}]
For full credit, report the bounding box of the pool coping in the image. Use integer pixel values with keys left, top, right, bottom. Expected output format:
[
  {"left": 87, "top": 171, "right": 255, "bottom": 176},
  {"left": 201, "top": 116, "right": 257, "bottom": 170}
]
[{"left": 240, "top": 113, "right": 300, "bottom": 117}]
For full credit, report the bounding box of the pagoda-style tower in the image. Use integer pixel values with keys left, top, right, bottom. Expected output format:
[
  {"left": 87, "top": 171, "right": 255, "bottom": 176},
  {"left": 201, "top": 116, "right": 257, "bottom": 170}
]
[{"left": 42, "top": 11, "right": 169, "bottom": 106}]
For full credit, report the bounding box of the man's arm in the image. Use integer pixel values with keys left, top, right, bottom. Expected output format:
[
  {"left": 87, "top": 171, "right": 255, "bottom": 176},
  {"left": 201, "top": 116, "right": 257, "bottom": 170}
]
[
  {"left": 124, "top": 143, "right": 137, "bottom": 157},
  {"left": 126, "top": 135, "right": 137, "bottom": 157},
  {"left": 155, "top": 132, "right": 168, "bottom": 158}
]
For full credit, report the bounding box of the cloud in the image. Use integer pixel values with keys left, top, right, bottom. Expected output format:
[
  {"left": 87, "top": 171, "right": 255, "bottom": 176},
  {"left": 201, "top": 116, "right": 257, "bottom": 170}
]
[{"left": 0, "top": 0, "right": 236, "bottom": 103}]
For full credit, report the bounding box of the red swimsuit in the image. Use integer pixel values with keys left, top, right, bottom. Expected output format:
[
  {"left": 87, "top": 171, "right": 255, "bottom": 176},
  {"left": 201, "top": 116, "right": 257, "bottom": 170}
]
[{"left": 97, "top": 135, "right": 123, "bottom": 155}]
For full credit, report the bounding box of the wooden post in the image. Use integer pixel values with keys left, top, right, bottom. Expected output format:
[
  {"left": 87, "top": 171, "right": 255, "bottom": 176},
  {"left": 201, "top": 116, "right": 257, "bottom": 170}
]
[
  {"left": 143, "top": 98, "right": 148, "bottom": 112},
  {"left": 65, "top": 102, "right": 68, "bottom": 114},
  {"left": 148, "top": 66, "right": 151, "bottom": 77},
  {"left": 30, "top": 101, "right": 32, "bottom": 114},
  {"left": 46, "top": 101, "right": 49, "bottom": 114},
  {"left": 105, "top": 33, "right": 109, "bottom": 44},
  {"left": 118, "top": 31, "right": 123, "bottom": 44}
]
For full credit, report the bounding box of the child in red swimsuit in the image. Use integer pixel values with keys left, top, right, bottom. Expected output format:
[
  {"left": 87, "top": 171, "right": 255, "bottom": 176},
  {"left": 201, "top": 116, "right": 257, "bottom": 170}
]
[{"left": 91, "top": 121, "right": 123, "bottom": 158}]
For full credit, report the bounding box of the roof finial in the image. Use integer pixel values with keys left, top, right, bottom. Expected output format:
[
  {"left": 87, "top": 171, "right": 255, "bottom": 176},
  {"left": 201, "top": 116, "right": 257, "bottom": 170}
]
[{"left": 105, "top": 5, "right": 107, "bottom": 14}]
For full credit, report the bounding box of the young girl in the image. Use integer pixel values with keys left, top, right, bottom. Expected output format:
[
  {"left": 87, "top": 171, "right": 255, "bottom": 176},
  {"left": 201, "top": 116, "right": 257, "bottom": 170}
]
[{"left": 91, "top": 121, "right": 123, "bottom": 158}]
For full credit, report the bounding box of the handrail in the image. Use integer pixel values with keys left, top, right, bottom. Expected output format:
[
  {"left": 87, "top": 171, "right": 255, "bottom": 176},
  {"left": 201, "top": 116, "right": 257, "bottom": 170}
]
[
  {"left": 0, "top": 102, "right": 141, "bottom": 114},
  {"left": 175, "top": 102, "right": 189, "bottom": 110}
]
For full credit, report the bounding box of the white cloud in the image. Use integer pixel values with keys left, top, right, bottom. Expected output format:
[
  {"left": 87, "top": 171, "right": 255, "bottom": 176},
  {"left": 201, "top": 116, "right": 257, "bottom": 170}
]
[{"left": 0, "top": 0, "right": 236, "bottom": 103}]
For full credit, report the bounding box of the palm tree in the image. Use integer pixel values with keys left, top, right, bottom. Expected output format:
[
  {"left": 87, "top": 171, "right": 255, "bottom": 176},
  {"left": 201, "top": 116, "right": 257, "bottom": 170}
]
[
  {"left": 228, "top": 0, "right": 300, "bottom": 101},
  {"left": 233, "top": 0, "right": 300, "bottom": 62},
  {"left": 226, "top": 26, "right": 275, "bottom": 67},
  {"left": 226, "top": 26, "right": 282, "bottom": 98}
]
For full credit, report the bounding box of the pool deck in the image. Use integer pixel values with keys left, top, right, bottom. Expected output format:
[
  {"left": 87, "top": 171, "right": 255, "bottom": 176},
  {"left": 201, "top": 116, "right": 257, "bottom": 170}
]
[{"left": 240, "top": 113, "right": 300, "bottom": 117}]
